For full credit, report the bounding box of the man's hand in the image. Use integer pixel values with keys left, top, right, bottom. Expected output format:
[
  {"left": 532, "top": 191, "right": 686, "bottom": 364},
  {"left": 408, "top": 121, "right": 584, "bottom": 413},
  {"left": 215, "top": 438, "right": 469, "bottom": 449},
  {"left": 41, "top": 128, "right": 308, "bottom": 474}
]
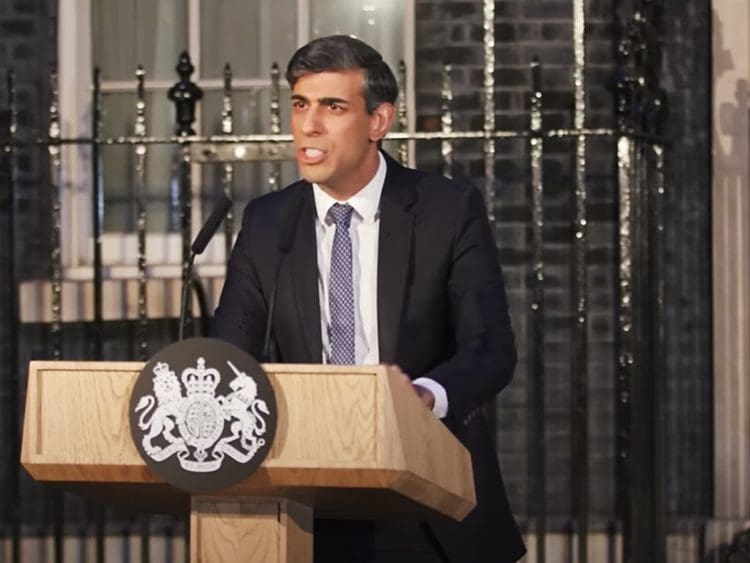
[{"left": 384, "top": 364, "right": 435, "bottom": 410}]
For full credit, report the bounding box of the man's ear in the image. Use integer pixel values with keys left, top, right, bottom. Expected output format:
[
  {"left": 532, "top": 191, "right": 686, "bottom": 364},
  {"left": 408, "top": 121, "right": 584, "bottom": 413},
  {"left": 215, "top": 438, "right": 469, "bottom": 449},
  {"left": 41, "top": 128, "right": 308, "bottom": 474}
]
[{"left": 369, "top": 103, "right": 396, "bottom": 142}]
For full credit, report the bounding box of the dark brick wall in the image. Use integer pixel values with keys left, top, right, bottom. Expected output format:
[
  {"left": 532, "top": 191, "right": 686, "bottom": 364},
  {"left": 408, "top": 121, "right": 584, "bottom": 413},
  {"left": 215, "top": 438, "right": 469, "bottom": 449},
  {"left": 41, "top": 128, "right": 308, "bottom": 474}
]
[
  {"left": 0, "top": 0, "right": 55, "bottom": 277},
  {"left": 413, "top": 0, "right": 621, "bottom": 528},
  {"left": 0, "top": 0, "right": 57, "bottom": 531},
  {"left": 413, "top": 0, "right": 712, "bottom": 528},
  {"left": 660, "top": 0, "right": 713, "bottom": 518}
]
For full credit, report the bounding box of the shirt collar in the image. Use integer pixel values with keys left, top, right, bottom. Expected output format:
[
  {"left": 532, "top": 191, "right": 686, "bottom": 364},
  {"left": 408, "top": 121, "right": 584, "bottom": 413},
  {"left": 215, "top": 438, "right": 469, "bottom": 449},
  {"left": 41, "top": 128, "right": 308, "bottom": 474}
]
[{"left": 312, "top": 151, "right": 386, "bottom": 225}]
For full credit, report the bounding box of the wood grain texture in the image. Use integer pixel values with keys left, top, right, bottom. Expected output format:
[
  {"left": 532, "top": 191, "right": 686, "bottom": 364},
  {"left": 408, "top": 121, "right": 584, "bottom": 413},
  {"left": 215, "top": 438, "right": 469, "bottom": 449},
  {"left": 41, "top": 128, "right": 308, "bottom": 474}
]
[
  {"left": 380, "top": 370, "right": 476, "bottom": 516},
  {"left": 21, "top": 361, "right": 474, "bottom": 520},
  {"left": 190, "top": 496, "right": 312, "bottom": 563}
]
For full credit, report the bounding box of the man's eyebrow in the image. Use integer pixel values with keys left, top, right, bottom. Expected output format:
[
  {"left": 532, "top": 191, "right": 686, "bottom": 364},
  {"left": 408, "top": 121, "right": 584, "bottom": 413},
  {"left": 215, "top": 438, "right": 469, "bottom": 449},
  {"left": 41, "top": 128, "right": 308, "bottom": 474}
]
[
  {"left": 290, "top": 94, "right": 350, "bottom": 106},
  {"left": 319, "top": 97, "right": 350, "bottom": 106}
]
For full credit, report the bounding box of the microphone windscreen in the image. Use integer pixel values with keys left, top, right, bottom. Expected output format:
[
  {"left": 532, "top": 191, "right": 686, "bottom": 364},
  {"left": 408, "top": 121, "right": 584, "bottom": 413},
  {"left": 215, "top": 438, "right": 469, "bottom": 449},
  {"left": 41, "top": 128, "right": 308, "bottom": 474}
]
[{"left": 191, "top": 195, "right": 232, "bottom": 255}]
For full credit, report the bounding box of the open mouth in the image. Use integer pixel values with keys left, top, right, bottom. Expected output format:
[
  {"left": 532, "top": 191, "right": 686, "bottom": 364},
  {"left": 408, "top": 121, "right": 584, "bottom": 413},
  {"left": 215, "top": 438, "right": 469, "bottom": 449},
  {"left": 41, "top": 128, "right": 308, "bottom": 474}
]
[{"left": 298, "top": 147, "right": 327, "bottom": 163}]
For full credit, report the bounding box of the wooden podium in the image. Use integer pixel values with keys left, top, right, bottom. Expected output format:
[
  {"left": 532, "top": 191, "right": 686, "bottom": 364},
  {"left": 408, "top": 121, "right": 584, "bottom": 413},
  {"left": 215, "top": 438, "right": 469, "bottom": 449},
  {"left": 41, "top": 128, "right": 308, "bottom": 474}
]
[{"left": 21, "top": 361, "right": 475, "bottom": 563}]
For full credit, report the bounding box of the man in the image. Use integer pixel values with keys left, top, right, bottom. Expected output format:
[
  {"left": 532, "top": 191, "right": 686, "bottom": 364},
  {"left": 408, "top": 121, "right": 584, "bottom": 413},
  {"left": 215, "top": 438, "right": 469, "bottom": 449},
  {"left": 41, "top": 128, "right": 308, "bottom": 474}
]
[{"left": 211, "top": 35, "right": 525, "bottom": 563}]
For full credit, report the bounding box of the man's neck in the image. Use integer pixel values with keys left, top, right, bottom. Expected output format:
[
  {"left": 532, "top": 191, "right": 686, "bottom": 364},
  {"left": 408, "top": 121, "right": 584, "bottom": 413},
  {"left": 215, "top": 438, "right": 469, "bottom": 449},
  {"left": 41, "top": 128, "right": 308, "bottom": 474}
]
[
  {"left": 312, "top": 152, "right": 386, "bottom": 224},
  {"left": 318, "top": 151, "right": 382, "bottom": 201}
]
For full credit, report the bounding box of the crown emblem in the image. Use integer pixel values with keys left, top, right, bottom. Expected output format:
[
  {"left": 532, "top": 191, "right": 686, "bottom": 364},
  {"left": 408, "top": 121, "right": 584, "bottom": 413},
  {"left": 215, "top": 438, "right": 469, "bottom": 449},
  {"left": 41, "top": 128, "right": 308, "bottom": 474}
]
[{"left": 181, "top": 357, "right": 220, "bottom": 397}]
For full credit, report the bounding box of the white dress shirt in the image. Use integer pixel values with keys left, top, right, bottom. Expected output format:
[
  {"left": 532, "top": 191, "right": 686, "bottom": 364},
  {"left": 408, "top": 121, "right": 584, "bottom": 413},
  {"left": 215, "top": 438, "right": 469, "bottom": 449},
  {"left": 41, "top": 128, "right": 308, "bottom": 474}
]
[{"left": 311, "top": 153, "right": 448, "bottom": 418}]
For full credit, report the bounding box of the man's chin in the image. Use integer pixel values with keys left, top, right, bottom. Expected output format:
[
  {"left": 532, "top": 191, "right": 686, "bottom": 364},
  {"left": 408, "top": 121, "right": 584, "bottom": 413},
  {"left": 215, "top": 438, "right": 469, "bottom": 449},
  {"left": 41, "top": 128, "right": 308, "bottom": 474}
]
[{"left": 297, "top": 167, "right": 329, "bottom": 186}]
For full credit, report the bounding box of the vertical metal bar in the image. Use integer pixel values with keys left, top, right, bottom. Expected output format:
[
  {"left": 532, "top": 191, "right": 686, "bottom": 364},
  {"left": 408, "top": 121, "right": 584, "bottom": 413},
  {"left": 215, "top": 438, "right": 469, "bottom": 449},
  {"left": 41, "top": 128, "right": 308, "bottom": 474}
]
[
  {"left": 632, "top": 129, "right": 664, "bottom": 563},
  {"left": 140, "top": 517, "right": 151, "bottom": 563},
  {"left": 91, "top": 65, "right": 107, "bottom": 562},
  {"left": 482, "top": 0, "right": 495, "bottom": 223},
  {"left": 616, "top": 133, "right": 634, "bottom": 563},
  {"left": 397, "top": 60, "right": 409, "bottom": 166},
  {"left": 615, "top": 2, "right": 668, "bottom": 558},
  {"left": 180, "top": 142, "right": 193, "bottom": 335},
  {"left": 168, "top": 52, "right": 200, "bottom": 337},
  {"left": 268, "top": 63, "right": 282, "bottom": 192},
  {"left": 52, "top": 491, "right": 64, "bottom": 563},
  {"left": 650, "top": 141, "right": 667, "bottom": 563},
  {"left": 614, "top": 25, "right": 633, "bottom": 559},
  {"left": 49, "top": 70, "right": 63, "bottom": 361},
  {"left": 440, "top": 63, "right": 453, "bottom": 178},
  {"left": 529, "top": 57, "right": 546, "bottom": 563},
  {"left": 647, "top": 7, "right": 667, "bottom": 561},
  {"left": 131, "top": 69, "right": 152, "bottom": 560},
  {"left": 48, "top": 68, "right": 67, "bottom": 563},
  {"left": 631, "top": 132, "right": 651, "bottom": 562},
  {"left": 4, "top": 67, "right": 21, "bottom": 563},
  {"left": 94, "top": 504, "right": 105, "bottom": 563},
  {"left": 222, "top": 63, "right": 235, "bottom": 260},
  {"left": 571, "top": 0, "right": 589, "bottom": 560},
  {"left": 134, "top": 66, "right": 149, "bottom": 361},
  {"left": 91, "top": 68, "right": 104, "bottom": 360}
]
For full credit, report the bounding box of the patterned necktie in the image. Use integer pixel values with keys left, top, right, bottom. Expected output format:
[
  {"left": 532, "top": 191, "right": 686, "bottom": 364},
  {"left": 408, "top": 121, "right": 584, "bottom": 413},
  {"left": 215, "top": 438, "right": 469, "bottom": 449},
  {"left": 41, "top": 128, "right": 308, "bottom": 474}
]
[{"left": 327, "top": 203, "right": 355, "bottom": 364}]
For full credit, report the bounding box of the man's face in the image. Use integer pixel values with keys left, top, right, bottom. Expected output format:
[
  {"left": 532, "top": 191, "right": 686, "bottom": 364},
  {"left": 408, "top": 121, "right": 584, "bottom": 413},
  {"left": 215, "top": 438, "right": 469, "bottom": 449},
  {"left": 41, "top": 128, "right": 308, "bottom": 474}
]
[{"left": 290, "top": 69, "right": 393, "bottom": 198}]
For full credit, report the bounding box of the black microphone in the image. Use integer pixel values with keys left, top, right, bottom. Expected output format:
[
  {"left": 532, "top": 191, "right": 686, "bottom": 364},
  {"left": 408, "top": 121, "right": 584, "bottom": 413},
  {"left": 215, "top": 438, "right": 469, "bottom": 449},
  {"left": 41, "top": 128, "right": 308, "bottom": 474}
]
[
  {"left": 179, "top": 195, "right": 233, "bottom": 341},
  {"left": 262, "top": 197, "right": 305, "bottom": 361},
  {"left": 192, "top": 195, "right": 233, "bottom": 254}
]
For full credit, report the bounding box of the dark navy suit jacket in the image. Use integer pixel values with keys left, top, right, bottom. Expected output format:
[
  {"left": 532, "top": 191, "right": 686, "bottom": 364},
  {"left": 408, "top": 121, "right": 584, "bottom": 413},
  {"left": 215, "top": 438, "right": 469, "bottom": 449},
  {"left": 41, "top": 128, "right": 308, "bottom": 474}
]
[{"left": 211, "top": 153, "right": 525, "bottom": 563}]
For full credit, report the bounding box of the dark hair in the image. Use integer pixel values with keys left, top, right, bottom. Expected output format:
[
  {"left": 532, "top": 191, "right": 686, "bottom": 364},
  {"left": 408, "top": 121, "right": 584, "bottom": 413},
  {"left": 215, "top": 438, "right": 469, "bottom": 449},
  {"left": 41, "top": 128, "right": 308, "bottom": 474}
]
[{"left": 286, "top": 35, "right": 398, "bottom": 114}]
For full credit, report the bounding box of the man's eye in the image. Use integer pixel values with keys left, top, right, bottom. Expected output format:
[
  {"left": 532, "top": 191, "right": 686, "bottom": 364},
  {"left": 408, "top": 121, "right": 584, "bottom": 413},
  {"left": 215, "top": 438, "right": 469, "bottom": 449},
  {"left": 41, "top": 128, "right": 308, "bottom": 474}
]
[{"left": 328, "top": 102, "right": 343, "bottom": 111}]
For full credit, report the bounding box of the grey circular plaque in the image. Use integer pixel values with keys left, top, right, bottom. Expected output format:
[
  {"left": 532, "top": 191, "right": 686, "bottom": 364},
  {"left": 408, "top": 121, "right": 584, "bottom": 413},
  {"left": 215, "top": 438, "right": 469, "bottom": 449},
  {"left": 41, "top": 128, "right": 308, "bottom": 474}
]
[{"left": 129, "top": 337, "right": 277, "bottom": 492}]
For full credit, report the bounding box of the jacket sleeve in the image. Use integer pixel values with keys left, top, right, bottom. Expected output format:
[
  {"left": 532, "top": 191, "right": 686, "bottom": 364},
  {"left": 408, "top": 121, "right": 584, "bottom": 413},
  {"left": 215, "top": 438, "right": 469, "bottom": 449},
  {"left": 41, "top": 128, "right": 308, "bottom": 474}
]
[{"left": 422, "top": 184, "right": 517, "bottom": 426}]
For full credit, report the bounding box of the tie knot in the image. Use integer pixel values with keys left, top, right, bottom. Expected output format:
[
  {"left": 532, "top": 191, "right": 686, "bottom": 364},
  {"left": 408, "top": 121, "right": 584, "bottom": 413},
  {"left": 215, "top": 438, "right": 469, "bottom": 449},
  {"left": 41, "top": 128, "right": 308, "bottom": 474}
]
[{"left": 328, "top": 203, "right": 354, "bottom": 228}]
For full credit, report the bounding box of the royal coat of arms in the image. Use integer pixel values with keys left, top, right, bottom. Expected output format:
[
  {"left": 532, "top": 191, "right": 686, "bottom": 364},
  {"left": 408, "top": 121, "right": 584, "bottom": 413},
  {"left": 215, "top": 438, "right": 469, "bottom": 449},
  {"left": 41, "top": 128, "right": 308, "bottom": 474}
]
[{"left": 133, "top": 356, "right": 271, "bottom": 473}]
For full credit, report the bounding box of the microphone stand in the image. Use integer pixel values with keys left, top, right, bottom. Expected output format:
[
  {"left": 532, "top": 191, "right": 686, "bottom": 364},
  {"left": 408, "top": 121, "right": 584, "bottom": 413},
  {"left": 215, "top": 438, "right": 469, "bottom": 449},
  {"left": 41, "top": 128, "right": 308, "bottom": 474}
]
[
  {"left": 178, "top": 195, "right": 232, "bottom": 341},
  {"left": 261, "top": 197, "right": 305, "bottom": 361},
  {"left": 178, "top": 253, "right": 197, "bottom": 341}
]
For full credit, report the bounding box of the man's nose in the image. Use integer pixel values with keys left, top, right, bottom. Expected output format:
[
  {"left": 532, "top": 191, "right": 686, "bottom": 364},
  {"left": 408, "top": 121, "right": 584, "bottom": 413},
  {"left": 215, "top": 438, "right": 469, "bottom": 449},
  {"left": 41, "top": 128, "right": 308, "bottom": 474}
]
[{"left": 301, "top": 106, "right": 323, "bottom": 135}]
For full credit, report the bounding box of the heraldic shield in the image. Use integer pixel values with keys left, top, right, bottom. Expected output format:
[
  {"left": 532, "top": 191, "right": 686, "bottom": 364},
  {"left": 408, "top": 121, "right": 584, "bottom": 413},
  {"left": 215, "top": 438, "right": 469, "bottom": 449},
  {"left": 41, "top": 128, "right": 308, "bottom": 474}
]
[{"left": 129, "top": 337, "right": 277, "bottom": 492}]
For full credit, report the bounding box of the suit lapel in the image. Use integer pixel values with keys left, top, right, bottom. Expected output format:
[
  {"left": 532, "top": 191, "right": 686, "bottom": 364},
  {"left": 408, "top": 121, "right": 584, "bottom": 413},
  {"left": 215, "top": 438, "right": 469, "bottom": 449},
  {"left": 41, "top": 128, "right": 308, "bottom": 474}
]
[
  {"left": 377, "top": 156, "right": 417, "bottom": 363},
  {"left": 289, "top": 185, "right": 322, "bottom": 362}
]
